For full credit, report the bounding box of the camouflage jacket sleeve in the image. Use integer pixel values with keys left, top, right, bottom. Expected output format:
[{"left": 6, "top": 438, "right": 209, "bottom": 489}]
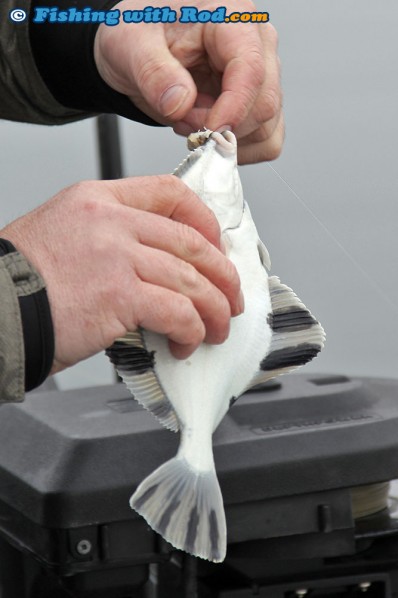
[
  {"left": 0, "top": 248, "right": 53, "bottom": 403},
  {"left": 0, "top": 0, "right": 89, "bottom": 124},
  {"left": 0, "top": 252, "right": 28, "bottom": 403}
]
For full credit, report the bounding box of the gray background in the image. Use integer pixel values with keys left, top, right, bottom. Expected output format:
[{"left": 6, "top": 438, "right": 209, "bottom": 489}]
[{"left": 1, "top": 0, "right": 397, "bottom": 389}]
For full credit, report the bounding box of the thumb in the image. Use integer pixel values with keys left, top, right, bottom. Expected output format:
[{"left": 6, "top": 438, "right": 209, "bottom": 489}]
[{"left": 127, "top": 26, "right": 197, "bottom": 121}]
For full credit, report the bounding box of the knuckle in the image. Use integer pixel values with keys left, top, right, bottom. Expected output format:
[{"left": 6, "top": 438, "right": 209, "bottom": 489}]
[
  {"left": 70, "top": 180, "right": 90, "bottom": 195},
  {"left": 260, "top": 87, "right": 281, "bottom": 123},
  {"left": 246, "top": 51, "right": 266, "bottom": 88},
  {"left": 266, "top": 139, "right": 283, "bottom": 161},
  {"left": 156, "top": 174, "right": 191, "bottom": 207},
  {"left": 136, "top": 57, "right": 166, "bottom": 91},
  {"left": 181, "top": 226, "right": 206, "bottom": 259},
  {"left": 265, "top": 23, "right": 279, "bottom": 46},
  {"left": 162, "top": 295, "right": 190, "bottom": 329},
  {"left": 179, "top": 261, "right": 201, "bottom": 292},
  {"left": 265, "top": 117, "right": 285, "bottom": 161},
  {"left": 190, "top": 323, "right": 206, "bottom": 346},
  {"left": 179, "top": 297, "right": 204, "bottom": 332},
  {"left": 160, "top": 173, "right": 183, "bottom": 193},
  {"left": 166, "top": 296, "right": 205, "bottom": 343},
  {"left": 222, "top": 258, "right": 241, "bottom": 295},
  {"left": 69, "top": 181, "right": 102, "bottom": 213},
  {"left": 235, "top": 53, "right": 265, "bottom": 102},
  {"left": 238, "top": 138, "right": 282, "bottom": 164},
  {"left": 215, "top": 301, "right": 231, "bottom": 333},
  {"left": 144, "top": 298, "right": 176, "bottom": 335},
  {"left": 100, "top": 280, "right": 121, "bottom": 312},
  {"left": 206, "top": 304, "right": 231, "bottom": 344}
]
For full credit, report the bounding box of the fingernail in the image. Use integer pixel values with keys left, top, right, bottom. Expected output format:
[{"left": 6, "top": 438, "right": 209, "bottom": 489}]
[
  {"left": 160, "top": 85, "right": 189, "bottom": 117},
  {"left": 204, "top": 321, "right": 230, "bottom": 345},
  {"left": 215, "top": 125, "right": 232, "bottom": 133},
  {"left": 236, "top": 290, "right": 245, "bottom": 315},
  {"left": 169, "top": 340, "right": 195, "bottom": 360}
]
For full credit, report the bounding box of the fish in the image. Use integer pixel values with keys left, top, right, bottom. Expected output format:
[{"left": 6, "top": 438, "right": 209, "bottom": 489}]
[{"left": 106, "top": 130, "right": 325, "bottom": 562}]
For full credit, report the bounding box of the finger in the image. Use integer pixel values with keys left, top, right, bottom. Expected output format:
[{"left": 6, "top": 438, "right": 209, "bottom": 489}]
[
  {"left": 175, "top": 24, "right": 282, "bottom": 157},
  {"left": 173, "top": 93, "right": 216, "bottom": 136},
  {"left": 122, "top": 23, "right": 198, "bottom": 121},
  {"left": 130, "top": 208, "right": 243, "bottom": 316},
  {"left": 237, "top": 111, "right": 285, "bottom": 164},
  {"left": 230, "top": 24, "right": 282, "bottom": 140},
  {"left": 109, "top": 174, "right": 222, "bottom": 250},
  {"left": 133, "top": 244, "right": 231, "bottom": 344},
  {"left": 132, "top": 281, "right": 206, "bottom": 358},
  {"left": 237, "top": 111, "right": 280, "bottom": 146},
  {"left": 203, "top": 22, "right": 266, "bottom": 131}
]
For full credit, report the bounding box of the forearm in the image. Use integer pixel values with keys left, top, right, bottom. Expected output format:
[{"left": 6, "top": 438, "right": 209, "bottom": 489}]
[
  {"left": 0, "top": 0, "right": 160, "bottom": 125},
  {"left": 0, "top": 0, "right": 88, "bottom": 124},
  {"left": 29, "top": 0, "right": 160, "bottom": 125}
]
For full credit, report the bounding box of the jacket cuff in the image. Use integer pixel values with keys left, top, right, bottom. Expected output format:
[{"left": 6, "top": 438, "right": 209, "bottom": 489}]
[
  {"left": 0, "top": 239, "right": 54, "bottom": 400},
  {"left": 29, "top": 0, "right": 162, "bottom": 126}
]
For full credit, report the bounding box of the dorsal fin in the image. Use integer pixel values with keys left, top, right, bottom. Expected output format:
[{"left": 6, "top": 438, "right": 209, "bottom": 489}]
[
  {"left": 106, "top": 331, "right": 180, "bottom": 432},
  {"left": 173, "top": 146, "right": 204, "bottom": 179},
  {"left": 258, "top": 239, "right": 271, "bottom": 271},
  {"left": 245, "top": 276, "right": 325, "bottom": 389}
]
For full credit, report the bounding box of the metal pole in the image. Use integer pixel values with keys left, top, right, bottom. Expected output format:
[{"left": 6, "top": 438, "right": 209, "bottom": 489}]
[
  {"left": 96, "top": 114, "right": 124, "bottom": 180},
  {"left": 96, "top": 114, "right": 124, "bottom": 385},
  {"left": 182, "top": 555, "right": 198, "bottom": 598}
]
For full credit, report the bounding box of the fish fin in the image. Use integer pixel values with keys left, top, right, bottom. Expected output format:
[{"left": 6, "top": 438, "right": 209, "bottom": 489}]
[
  {"left": 246, "top": 276, "right": 326, "bottom": 389},
  {"left": 173, "top": 146, "right": 204, "bottom": 179},
  {"left": 258, "top": 239, "right": 271, "bottom": 271},
  {"left": 106, "top": 331, "right": 179, "bottom": 432},
  {"left": 130, "top": 457, "right": 227, "bottom": 563}
]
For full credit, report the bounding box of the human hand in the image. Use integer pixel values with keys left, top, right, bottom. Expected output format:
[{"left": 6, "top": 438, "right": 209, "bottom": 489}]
[
  {"left": 94, "top": 0, "right": 283, "bottom": 164},
  {"left": 0, "top": 176, "right": 242, "bottom": 373}
]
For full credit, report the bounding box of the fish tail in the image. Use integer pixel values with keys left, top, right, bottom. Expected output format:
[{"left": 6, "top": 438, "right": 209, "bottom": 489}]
[{"left": 130, "top": 457, "right": 226, "bottom": 562}]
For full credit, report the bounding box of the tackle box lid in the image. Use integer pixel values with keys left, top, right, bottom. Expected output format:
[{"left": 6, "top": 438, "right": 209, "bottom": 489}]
[{"left": 0, "top": 373, "right": 397, "bottom": 529}]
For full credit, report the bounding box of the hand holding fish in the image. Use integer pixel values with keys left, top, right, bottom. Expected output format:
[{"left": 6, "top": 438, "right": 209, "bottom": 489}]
[
  {"left": 0, "top": 175, "right": 242, "bottom": 372},
  {"left": 94, "top": 0, "right": 283, "bottom": 164}
]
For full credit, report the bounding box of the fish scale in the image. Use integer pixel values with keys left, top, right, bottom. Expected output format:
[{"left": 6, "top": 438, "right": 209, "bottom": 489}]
[{"left": 106, "top": 130, "right": 325, "bottom": 562}]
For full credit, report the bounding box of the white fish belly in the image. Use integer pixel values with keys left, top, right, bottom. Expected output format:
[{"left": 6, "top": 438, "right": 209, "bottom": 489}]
[{"left": 143, "top": 209, "right": 272, "bottom": 466}]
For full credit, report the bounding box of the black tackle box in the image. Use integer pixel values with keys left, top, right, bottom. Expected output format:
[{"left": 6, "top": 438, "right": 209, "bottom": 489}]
[{"left": 1, "top": 373, "right": 398, "bottom": 597}]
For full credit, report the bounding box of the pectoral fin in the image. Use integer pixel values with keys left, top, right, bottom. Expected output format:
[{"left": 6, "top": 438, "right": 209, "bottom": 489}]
[
  {"left": 246, "top": 276, "right": 325, "bottom": 389},
  {"left": 106, "top": 331, "right": 179, "bottom": 432}
]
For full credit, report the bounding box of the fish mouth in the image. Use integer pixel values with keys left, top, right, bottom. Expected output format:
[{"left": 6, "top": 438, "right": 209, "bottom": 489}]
[
  {"left": 211, "top": 130, "right": 237, "bottom": 153},
  {"left": 187, "top": 129, "right": 237, "bottom": 156}
]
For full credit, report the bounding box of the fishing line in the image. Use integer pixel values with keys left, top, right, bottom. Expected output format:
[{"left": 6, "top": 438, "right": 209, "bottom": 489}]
[
  {"left": 267, "top": 163, "right": 398, "bottom": 315},
  {"left": 267, "top": 165, "right": 398, "bottom": 521}
]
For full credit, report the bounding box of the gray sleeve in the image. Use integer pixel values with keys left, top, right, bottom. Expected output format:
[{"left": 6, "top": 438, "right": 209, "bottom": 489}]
[
  {"left": 0, "top": 0, "right": 91, "bottom": 124},
  {"left": 0, "top": 252, "right": 48, "bottom": 403}
]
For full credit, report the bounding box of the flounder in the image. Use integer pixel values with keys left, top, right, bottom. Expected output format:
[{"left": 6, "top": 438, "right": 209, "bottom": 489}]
[{"left": 106, "top": 130, "right": 325, "bottom": 562}]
